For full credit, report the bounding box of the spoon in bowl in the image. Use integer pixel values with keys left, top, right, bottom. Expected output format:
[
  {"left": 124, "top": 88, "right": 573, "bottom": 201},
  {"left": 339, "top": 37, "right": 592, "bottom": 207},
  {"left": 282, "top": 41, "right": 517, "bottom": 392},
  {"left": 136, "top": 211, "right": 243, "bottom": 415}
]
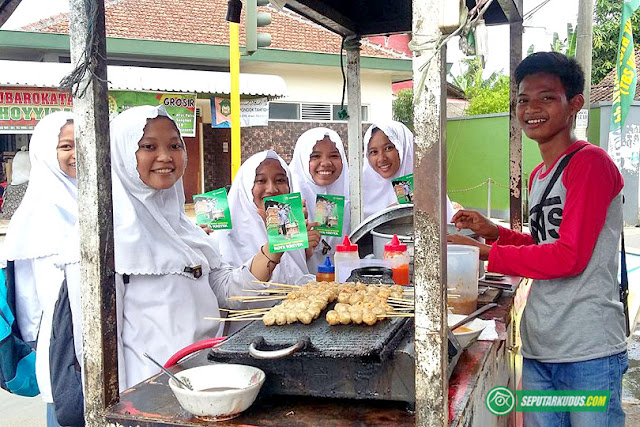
[{"left": 143, "top": 352, "right": 193, "bottom": 390}]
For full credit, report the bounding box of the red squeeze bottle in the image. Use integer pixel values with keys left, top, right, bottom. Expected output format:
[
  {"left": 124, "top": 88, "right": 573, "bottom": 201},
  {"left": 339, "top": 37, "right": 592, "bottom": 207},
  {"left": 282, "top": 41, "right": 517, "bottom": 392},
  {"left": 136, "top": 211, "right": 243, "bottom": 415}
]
[{"left": 383, "top": 234, "right": 410, "bottom": 285}]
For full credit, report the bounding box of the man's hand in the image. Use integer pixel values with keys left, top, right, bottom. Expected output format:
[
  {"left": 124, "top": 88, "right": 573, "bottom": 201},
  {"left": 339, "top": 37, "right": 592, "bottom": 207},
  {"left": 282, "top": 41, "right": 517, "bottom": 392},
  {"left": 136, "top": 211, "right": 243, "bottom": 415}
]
[
  {"left": 450, "top": 209, "right": 499, "bottom": 241},
  {"left": 446, "top": 234, "right": 491, "bottom": 261},
  {"left": 199, "top": 223, "right": 213, "bottom": 235}
]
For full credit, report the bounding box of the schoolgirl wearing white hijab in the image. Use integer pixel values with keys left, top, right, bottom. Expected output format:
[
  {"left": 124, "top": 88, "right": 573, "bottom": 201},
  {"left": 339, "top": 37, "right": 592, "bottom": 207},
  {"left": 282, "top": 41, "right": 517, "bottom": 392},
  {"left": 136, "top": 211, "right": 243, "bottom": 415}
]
[
  {"left": 362, "top": 120, "right": 455, "bottom": 220},
  {"left": 62, "top": 106, "right": 279, "bottom": 391},
  {"left": 214, "top": 150, "right": 312, "bottom": 287},
  {"left": 1, "top": 111, "right": 76, "bottom": 423},
  {"left": 289, "top": 127, "right": 350, "bottom": 273}
]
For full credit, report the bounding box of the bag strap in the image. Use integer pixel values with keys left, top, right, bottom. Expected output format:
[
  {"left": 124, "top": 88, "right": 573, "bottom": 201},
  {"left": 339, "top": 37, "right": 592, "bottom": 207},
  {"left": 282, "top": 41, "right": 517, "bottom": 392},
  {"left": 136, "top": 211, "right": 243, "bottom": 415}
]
[
  {"left": 531, "top": 145, "right": 585, "bottom": 244},
  {"left": 620, "top": 223, "right": 630, "bottom": 337},
  {"left": 538, "top": 145, "right": 586, "bottom": 210}
]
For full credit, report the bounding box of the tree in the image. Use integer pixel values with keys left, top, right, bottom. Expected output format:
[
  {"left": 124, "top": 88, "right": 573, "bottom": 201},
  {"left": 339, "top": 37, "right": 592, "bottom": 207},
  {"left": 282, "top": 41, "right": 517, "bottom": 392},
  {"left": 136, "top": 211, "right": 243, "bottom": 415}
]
[
  {"left": 465, "top": 75, "right": 510, "bottom": 115},
  {"left": 449, "top": 57, "right": 502, "bottom": 97},
  {"left": 448, "top": 56, "right": 509, "bottom": 115},
  {"left": 527, "top": 23, "right": 576, "bottom": 58},
  {"left": 392, "top": 88, "right": 414, "bottom": 131},
  {"left": 593, "top": 0, "right": 640, "bottom": 85}
]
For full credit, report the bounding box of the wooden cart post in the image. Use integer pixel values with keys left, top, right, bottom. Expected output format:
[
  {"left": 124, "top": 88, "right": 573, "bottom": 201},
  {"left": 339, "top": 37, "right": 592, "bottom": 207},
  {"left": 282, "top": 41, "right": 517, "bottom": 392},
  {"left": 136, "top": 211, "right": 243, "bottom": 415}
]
[
  {"left": 412, "top": 0, "right": 448, "bottom": 425},
  {"left": 509, "top": 19, "right": 524, "bottom": 232},
  {"left": 68, "top": 0, "right": 118, "bottom": 425},
  {"left": 346, "top": 36, "right": 363, "bottom": 231}
]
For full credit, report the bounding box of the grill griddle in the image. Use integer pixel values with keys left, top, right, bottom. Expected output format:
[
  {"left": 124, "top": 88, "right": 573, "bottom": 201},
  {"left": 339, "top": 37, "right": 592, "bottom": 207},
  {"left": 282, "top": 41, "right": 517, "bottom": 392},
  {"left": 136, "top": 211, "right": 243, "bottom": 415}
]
[{"left": 212, "top": 307, "right": 410, "bottom": 362}]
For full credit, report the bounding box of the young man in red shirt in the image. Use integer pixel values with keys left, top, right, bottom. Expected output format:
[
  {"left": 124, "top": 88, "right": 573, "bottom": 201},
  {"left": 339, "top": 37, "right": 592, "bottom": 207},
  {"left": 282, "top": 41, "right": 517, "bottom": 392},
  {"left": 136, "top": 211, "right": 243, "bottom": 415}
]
[{"left": 449, "top": 52, "right": 627, "bottom": 426}]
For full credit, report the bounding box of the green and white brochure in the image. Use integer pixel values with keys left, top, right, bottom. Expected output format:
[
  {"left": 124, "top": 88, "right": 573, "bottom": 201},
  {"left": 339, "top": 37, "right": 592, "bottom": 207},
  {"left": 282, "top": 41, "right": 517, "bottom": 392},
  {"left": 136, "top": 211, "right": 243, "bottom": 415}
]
[
  {"left": 264, "top": 192, "right": 309, "bottom": 253},
  {"left": 193, "top": 188, "right": 232, "bottom": 230},
  {"left": 314, "top": 194, "right": 345, "bottom": 236},
  {"left": 391, "top": 173, "right": 414, "bottom": 204}
]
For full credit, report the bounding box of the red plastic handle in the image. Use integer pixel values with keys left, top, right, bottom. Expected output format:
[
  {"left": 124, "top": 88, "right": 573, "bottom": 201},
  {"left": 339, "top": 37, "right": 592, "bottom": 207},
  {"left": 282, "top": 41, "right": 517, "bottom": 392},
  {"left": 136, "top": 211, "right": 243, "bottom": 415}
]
[{"left": 164, "top": 337, "right": 227, "bottom": 368}]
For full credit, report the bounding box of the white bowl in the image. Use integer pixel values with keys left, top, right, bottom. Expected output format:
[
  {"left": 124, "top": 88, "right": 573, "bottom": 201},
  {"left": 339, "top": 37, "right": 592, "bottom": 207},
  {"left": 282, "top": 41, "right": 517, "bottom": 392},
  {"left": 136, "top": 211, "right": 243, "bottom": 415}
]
[
  {"left": 169, "top": 364, "right": 265, "bottom": 421},
  {"left": 447, "top": 314, "right": 487, "bottom": 349}
]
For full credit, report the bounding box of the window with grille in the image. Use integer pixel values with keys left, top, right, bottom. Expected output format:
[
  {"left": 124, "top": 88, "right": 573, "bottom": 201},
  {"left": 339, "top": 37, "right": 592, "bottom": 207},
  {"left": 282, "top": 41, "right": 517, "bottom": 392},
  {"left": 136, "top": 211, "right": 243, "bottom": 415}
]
[{"left": 269, "top": 102, "right": 369, "bottom": 122}]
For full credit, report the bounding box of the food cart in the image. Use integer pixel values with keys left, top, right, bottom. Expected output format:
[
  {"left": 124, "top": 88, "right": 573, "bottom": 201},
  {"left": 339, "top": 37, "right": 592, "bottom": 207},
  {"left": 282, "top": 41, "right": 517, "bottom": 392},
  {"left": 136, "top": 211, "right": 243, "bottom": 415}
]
[{"left": 0, "top": 0, "right": 528, "bottom": 425}]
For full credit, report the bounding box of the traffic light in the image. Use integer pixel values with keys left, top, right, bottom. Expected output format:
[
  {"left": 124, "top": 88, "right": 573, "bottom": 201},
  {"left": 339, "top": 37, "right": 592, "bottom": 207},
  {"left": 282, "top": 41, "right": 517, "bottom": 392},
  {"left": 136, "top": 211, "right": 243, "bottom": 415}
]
[{"left": 246, "top": 0, "right": 271, "bottom": 55}]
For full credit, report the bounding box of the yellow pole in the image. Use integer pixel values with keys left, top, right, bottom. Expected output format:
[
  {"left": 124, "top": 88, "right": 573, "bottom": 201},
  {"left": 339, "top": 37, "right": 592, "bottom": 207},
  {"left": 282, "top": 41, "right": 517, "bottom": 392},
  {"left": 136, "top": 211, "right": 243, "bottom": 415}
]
[{"left": 230, "top": 22, "right": 241, "bottom": 180}]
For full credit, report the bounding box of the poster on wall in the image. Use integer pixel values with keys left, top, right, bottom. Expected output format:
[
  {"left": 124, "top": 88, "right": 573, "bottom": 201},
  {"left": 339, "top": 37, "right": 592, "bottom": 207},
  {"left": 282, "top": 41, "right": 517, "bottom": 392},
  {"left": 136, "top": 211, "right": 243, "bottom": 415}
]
[
  {"left": 211, "top": 97, "right": 268, "bottom": 128},
  {"left": 109, "top": 91, "right": 197, "bottom": 137},
  {"left": 0, "top": 87, "right": 197, "bottom": 136},
  {"left": 0, "top": 87, "right": 73, "bottom": 133}
]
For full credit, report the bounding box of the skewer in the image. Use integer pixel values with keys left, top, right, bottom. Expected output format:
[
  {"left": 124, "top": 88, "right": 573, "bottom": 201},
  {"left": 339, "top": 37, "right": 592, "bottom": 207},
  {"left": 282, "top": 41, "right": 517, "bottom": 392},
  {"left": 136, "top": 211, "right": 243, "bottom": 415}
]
[
  {"left": 229, "top": 295, "right": 287, "bottom": 302},
  {"left": 390, "top": 306, "right": 415, "bottom": 312},
  {"left": 226, "top": 308, "right": 271, "bottom": 315},
  {"left": 219, "top": 307, "right": 270, "bottom": 313},
  {"left": 378, "top": 313, "right": 415, "bottom": 318},
  {"left": 205, "top": 317, "right": 264, "bottom": 322},
  {"left": 227, "top": 311, "right": 268, "bottom": 319},
  {"left": 251, "top": 280, "right": 301, "bottom": 289},
  {"left": 242, "top": 288, "right": 290, "bottom": 294},
  {"left": 387, "top": 299, "right": 414, "bottom": 305}
]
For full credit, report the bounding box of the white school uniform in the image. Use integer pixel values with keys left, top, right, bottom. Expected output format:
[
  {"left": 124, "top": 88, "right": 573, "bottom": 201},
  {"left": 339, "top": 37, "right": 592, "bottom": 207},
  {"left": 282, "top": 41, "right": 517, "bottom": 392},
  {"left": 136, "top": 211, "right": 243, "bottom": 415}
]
[
  {"left": 289, "top": 127, "right": 350, "bottom": 273},
  {"left": 1, "top": 112, "right": 76, "bottom": 403},
  {"left": 213, "top": 150, "right": 310, "bottom": 285},
  {"left": 362, "top": 121, "right": 455, "bottom": 221},
  {"left": 61, "top": 106, "right": 270, "bottom": 390}
]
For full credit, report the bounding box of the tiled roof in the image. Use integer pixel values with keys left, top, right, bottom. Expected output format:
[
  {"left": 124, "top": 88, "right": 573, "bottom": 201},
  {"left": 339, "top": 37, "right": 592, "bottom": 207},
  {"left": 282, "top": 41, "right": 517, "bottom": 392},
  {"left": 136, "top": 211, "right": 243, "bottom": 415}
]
[
  {"left": 21, "top": 0, "right": 409, "bottom": 60},
  {"left": 591, "top": 49, "right": 640, "bottom": 102}
]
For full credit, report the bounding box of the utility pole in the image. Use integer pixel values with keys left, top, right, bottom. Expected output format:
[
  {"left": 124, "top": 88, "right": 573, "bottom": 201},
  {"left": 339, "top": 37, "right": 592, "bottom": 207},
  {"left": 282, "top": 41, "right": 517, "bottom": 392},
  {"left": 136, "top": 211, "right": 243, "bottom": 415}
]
[
  {"left": 412, "top": 0, "right": 448, "bottom": 423},
  {"left": 67, "top": 0, "right": 117, "bottom": 424},
  {"left": 575, "top": 0, "right": 594, "bottom": 140}
]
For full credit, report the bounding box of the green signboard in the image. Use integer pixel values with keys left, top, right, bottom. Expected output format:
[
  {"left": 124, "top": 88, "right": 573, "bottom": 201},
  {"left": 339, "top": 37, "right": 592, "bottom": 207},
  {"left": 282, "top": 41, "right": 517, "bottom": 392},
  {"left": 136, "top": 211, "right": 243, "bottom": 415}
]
[{"left": 108, "top": 91, "right": 197, "bottom": 137}]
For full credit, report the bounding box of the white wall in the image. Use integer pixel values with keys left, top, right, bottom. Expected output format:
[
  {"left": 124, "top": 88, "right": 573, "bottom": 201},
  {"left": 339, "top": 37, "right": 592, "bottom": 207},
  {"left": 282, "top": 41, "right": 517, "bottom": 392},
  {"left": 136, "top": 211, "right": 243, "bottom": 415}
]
[{"left": 241, "top": 62, "right": 394, "bottom": 123}]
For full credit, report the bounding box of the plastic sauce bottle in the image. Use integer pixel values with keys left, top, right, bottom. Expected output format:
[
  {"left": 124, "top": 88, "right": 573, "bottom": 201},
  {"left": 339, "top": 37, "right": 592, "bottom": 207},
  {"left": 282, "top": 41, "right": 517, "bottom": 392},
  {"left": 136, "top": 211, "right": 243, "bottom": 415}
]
[
  {"left": 383, "top": 234, "right": 410, "bottom": 285},
  {"left": 334, "top": 236, "right": 359, "bottom": 283},
  {"left": 316, "top": 256, "right": 336, "bottom": 282}
]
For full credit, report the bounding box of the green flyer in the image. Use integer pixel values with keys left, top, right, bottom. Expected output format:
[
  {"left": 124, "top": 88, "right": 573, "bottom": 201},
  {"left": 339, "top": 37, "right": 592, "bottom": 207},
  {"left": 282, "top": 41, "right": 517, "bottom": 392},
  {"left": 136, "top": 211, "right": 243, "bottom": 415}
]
[
  {"left": 193, "top": 188, "right": 232, "bottom": 230},
  {"left": 264, "top": 192, "right": 309, "bottom": 253},
  {"left": 391, "top": 173, "right": 414, "bottom": 204},
  {"left": 314, "top": 194, "right": 345, "bottom": 236}
]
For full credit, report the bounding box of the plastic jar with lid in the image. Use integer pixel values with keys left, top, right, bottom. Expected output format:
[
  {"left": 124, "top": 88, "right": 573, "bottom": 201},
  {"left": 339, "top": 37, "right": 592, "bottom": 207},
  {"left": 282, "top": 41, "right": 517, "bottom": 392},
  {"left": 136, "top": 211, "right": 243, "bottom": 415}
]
[
  {"left": 334, "top": 236, "right": 359, "bottom": 282},
  {"left": 316, "top": 256, "right": 336, "bottom": 282},
  {"left": 383, "top": 234, "right": 410, "bottom": 285}
]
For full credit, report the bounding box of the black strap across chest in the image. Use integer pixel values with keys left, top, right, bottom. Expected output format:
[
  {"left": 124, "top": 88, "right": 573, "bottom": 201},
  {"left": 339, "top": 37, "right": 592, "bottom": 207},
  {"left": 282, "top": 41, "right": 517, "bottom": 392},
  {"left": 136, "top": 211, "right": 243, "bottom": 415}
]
[{"left": 530, "top": 145, "right": 585, "bottom": 244}]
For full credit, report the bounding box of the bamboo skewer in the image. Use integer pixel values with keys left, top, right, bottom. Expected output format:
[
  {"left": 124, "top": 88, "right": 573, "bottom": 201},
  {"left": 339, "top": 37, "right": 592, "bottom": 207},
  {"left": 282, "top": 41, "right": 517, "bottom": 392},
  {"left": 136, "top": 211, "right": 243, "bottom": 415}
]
[
  {"left": 242, "top": 288, "right": 290, "bottom": 294},
  {"left": 205, "top": 316, "right": 264, "bottom": 322},
  {"left": 377, "top": 313, "right": 415, "bottom": 318},
  {"left": 227, "top": 312, "right": 267, "bottom": 320},
  {"left": 228, "top": 295, "right": 287, "bottom": 302},
  {"left": 219, "top": 307, "right": 270, "bottom": 313},
  {"left": 251, "top": 280, "right": 300, "bottom": 288}
]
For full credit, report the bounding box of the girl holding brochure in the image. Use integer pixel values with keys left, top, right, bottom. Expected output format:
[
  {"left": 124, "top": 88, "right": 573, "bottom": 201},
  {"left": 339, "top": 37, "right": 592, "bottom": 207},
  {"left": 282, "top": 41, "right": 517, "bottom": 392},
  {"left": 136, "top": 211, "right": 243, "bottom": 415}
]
[
  {"left": 61, "top": 106, "right": 283, "bottom": 391},
  {"left": 289, "top": 127, "right": 350, "bottom": 273},
  {"left": 214, "top": 150, "right": 317, "bottom": 286},
  {"left": 362, "top": 120, "right": 456, "bottom": 220}
]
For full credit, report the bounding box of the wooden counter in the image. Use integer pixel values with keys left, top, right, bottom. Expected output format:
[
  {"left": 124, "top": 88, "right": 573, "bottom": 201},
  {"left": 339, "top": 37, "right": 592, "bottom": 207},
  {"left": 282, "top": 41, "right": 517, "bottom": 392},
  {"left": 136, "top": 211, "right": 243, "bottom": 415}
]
[{"left": 105, "top": 278, "right": 527, "bottom": 426}]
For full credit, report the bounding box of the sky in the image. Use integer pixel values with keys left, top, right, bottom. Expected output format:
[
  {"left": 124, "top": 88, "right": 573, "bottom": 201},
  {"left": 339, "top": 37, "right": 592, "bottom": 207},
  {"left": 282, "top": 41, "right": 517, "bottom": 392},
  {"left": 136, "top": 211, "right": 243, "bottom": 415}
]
[
  {"left": 3, "top": 0, "right": 580, "bottom": 79},
  {"left": 447, "top": 0, "right": 580, "bottom": 78}
]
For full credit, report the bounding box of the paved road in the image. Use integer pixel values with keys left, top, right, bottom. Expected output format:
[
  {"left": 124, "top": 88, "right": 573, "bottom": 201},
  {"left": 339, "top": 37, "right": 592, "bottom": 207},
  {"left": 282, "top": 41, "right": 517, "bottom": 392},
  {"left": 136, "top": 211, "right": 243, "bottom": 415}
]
[{"left": 0, "top": 390, "right": 45, "bottom": 426}]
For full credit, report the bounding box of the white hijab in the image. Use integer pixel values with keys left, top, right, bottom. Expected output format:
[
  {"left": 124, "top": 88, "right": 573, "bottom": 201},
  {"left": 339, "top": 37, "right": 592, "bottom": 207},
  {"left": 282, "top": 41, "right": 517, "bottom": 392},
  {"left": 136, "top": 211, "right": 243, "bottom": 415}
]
[
  {"left": 289, "top": 127, "right": 350, "bottom": 272},
  {"left": 109, "top": 105, "right": 220, "bottom": 277},
  {"left": 2, "top": 111, "right": 76, "bottom": 263},
  {"left": 362, "top": 121, "right": 414, "bottom": 219},
  {"left": 362, "top": 121, "right": 455, "bottom": 221},
  {"left": 214, "top": 150, "right": 309, "bottom": 283},
  {"left": 11, "top": 148, "right": 31, "bottom": 185}
]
